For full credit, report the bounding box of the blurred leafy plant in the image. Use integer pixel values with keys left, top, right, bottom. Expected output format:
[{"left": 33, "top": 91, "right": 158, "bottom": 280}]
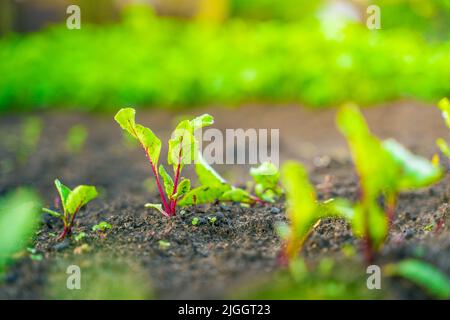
[
  {"left": 234, "top": 258, "right": 382, "bottom": 299},
  {"left": 336, "top": 104, "right": 443, "bottom": 263},
  {"left": 43, "top": 179, "right": 98, "bottom": 240},
  {"left": 0, "top": 189, "right": 41, "bottom": 275},
  {"left": 277, "top": 161, "right": 351, "bottom": 263},
  {"left": 65, "top": 125, "right": 88, "bottom": 154},
  {"left": 385, "top": 259, "right": 450, "bottom": 299},
  {"left": 17, "top": 117, "right": 42, "bottom": 164}
]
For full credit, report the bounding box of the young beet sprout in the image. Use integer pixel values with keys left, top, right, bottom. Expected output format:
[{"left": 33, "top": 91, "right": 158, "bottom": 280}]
[{"left": 43, "top": 179, "right": 97, "bottom": 240}]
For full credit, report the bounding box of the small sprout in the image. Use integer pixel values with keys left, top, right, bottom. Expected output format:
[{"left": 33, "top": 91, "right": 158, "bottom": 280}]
[
  {"left": 115, "top": 108, "right": 213, "bottom": 216},
  {"left": 208, "top": 216, "right": 217, "bottom": 225},
  {"left": 191, "top": 217, "right": 199, "bottom": 226},
  {"left": 66, "top": 125, "right": 88, "bottom": 154},
  {"left": 250, "top": 162, "right": 283, "bottom": 203},
  {"left": 43, "top": 179, "right": 98, "bottom": 241},
  {"left": 27, "top": 247, "right": 43, "bottom": 261},
  {"left": 92, "top": 221, "right": 112, "bottom": 232},
  {"left": 423, "top": 224, "right": 434, "bottom": 232},
  {"left": 158, "top": 240, "right": 171, "bottom": 250},
  {"left": 74, "top": 232, "right": 87, "bottom": 242}
]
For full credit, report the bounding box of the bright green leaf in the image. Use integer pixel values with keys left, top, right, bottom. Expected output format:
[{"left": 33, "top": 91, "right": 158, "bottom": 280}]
[
  {"left": 220, "top": 188, "right": 253, "bottom": 203},
  {"left": 42, "top": 208, "right": 61, "bottom": 218},
  {"left": 54, "top": 179, "right": 71, "bottom": 212},
  {"left": 66, "top": 185, "right": 98, "bottom": 216},
  {"left": 172, "top": 179, "right": 191, "bottom": 200},
  {"left": 144, "top": 203, "right": 169, "bottom": 217},
  {"left": 114, "top": 108, "right": 161, "bottom": 165},
  {"left": 383, "top": 139, "right": 443, "bottom": 190},
  {"left": 387, "top": 259, "right": 450, "bottom": 299},
  {"left": 159, "top": 165, "right": 174, "bottom": 197},
  {"left": 190, "top": 114, "right": 214, "bottom": 131}
]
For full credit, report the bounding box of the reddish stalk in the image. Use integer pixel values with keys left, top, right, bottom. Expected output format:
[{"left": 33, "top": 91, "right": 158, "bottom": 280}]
[
  {"left": 149, "top": 158, "right": 170, "bottom": 214},
  {"left": 386, "top": 193, "right": 397, "bottom": 228},
  {"left": 169, "top": 161, "right": 182, "bottom": 215},
  {"left": 130, "top": 122, "right": 170, "bottom": 215},
  {"left": 169, "top": 138, "right": 184, "bottom": 216}
]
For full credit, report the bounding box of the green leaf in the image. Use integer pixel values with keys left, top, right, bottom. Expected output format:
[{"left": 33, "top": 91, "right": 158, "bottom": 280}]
[
  {"left": 281, "top": 161, "right": 317, "bottom": 231},
  {"left": 0, "top": 189, "right": 41, "bottom": 272},
  {"left": 66, "top": 185, "right": 98, "bottom": 216},
  {"left": 437, "top": 138, "right": 450, "bottom": 158},
  {"left": 387, "top": 259, "right": 450, "bottom": 299},
  {"left": 438, "top": 97, "right": 450, "bottom": 129},
  {"left": 195, "top": 152, "right": 227, "bottom": 186},
  {"left": 42, "top": 208, "right": 61, "bottom": 218},
  {"left": 351, "top": 202, "right": 388, "bottom": 249},
  {"left": 114, "top": 108, "right": 137, "bottom": 135},
  {"left": 190, "top": 114, "right": 214, "bottom": 131},
  {"left": 54, "top": 179, "right": 71, "bottom": 212},
  {"left": 144, "top": 203, "right": 169, "bottom": 217},
  {"left": 172, "top": 179, "right": 191, "bottom": 200},
  {"left": 219, "top": 188, "right": 253, "bottom": 203},
  {"left": 168, "top": 120, "right": 196, "bottom": 168},
  {"left": 319, "top": 198, "right": 355, "bottom": 221},
  {"left": 92, "top": 221, "right": 112, "bottom": 232},
  {"left": 280, "top": 162, "right": 354, "bottom": 261},
  {"left": 159, "top": 165, "right": 174, "bottom": 197},
  {"left": 250, "top": 162, "right": 281, "bottom": 202},
  {"left": 178, "top": 184, "right": 231, "bottom": 206},
  {"left": 383, "top": 139, "right": 443, "bottom": 190},
  {"left": 336, "top": 104, "right": 398, "bottom": 199},
  {"left": 114, "top": 108, "right": 162, "bottom": 165}
]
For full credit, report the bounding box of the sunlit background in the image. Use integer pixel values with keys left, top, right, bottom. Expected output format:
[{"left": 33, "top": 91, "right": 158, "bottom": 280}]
[{"left": 0, "top": 0, "right": 448, "bottom": 112}]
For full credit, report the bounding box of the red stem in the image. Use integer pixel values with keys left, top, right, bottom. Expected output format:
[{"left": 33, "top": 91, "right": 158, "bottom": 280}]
[
  {"left": 57, "top": 226, "right": 69, "bottom": 241},
  {"left": 150, "top": 160, "right": 171, "bottom": 214},
  {"left": 169, "top": 162, "right": 182, "bottom": 215},
  {"left": 129, "top": 122, "right": 170, "bottom": 215}
]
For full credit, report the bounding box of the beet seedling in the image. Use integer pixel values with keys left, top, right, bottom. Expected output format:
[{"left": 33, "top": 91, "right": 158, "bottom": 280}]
[
  {"left": 115, "top": 108, "right": 214, "bottom": 216},
  {"left": 277, "top": 161, "right": 351, "bottom": 264},
  {"left": 336, "top": 104, "right": 443, "bottom": 263},
  {"left": 250, "top": 162, "right": 283, "bottom": 203},
  {"left": 43, "top": 179, "right": 98, "bottom": 240}
]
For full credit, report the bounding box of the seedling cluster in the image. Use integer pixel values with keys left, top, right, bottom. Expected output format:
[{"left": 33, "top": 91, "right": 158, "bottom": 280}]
[{"left": 278, "top": 103, "right": 443, "bottom": 265}]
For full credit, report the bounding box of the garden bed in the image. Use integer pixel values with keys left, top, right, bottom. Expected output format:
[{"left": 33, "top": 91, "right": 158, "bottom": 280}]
[{"left": 0, "top": 101, "right": 448, "bottom": 299}]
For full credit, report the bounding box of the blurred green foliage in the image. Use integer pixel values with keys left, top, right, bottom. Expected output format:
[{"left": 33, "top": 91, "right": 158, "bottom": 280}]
[
  {"left": 0, "top": 5, "right": 448, "bottom": 112},
  {"left": 0, "top": 189, "right": 41, "bottom": 275},
  {"left": 235, "top": 258, "right": 384, "bottom": 299}
]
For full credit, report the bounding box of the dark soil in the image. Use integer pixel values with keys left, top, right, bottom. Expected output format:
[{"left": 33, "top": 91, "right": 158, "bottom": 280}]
[{"left": 0, "top": 101, "right": 449, "bottom": 299}]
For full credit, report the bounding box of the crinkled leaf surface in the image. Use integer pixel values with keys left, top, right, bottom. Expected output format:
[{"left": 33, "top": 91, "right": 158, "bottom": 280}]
[{"left": 66, "top": 185, "right": 98, "bottom": 216}]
